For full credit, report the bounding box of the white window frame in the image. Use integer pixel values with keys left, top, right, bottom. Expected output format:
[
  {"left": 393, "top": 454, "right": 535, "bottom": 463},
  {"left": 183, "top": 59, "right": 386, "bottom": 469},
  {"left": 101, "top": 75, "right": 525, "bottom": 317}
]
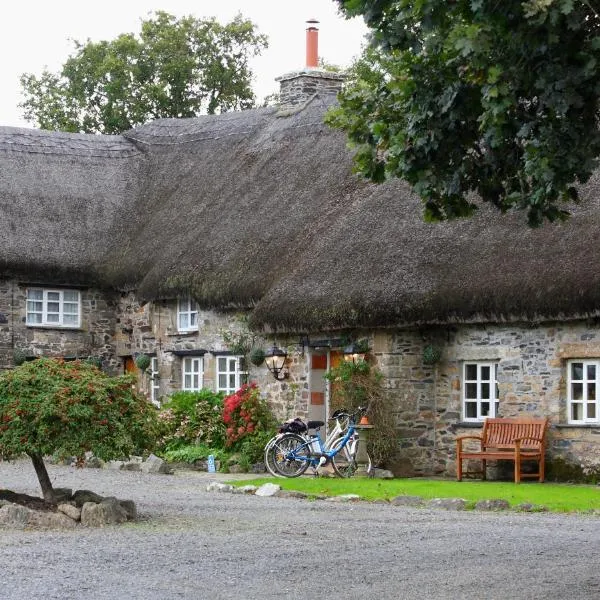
[
  {"left": 177, "top": 298, "right": 198, "bottom": 332},
  {"left": 567, "top": 360, "right": 600, "bottom": 424},
  {"left": 462, "top": 362, "right": 499, "bottom": 422},
  {"left": 216, "top": 355, "right": 247, "bottom": 395},
  {"left": 150, "top": 357, "right": 160, "bottom": 406},
  {"left": 26, "top": 288, "right": 81, "bottom": 328},
  {"left": 182, "top": 357, "right": 203, "bottom": 391}
]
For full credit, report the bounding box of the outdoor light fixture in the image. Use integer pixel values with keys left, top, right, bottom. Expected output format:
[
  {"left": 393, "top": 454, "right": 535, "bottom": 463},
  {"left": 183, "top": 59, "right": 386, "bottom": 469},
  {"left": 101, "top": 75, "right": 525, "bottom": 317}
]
[
  {"left": 343, "top": 342, "right": 367, "bottom": 364},
  {"left": 264, "top": 344, "right": 288, "bottom": 380}
]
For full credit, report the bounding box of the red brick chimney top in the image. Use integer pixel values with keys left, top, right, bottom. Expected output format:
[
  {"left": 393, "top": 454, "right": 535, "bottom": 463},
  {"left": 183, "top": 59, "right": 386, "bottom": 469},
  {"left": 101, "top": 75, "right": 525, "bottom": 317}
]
[{"left": 306, "top": 18, "right": 319, "bottom": 69}]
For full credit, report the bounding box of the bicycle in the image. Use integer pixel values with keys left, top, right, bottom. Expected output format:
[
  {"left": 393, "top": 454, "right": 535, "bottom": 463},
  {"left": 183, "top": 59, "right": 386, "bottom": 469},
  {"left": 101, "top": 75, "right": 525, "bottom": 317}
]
[
  {"left": 271, "top": 407, "right": 372, "bottom": 478},
  {"left": 264, "top": 409, "right": 351, "bottom": 477}
]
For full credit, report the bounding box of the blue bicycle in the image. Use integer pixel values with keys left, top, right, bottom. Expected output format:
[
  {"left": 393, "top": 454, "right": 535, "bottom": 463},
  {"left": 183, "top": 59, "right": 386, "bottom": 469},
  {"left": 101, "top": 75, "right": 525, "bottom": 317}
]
[{"left": 272, "top": 407, "right": 372, "bottom": 478}]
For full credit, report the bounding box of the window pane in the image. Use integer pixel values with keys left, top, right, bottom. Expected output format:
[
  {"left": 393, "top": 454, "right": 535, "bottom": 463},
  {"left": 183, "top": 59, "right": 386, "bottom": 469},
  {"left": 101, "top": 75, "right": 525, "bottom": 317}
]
[
  {"left": 587, "top": 403, "right": 596, "bottom": 419},
  {"left": 184, "top": 374, "right": 191, "bottom": 388},
  {"left": 218, "top": 357, "right": 227, "bottom": 371},
  {"left": 47, "top": 302, "right": 60, "bottom": 313},
  {"left": 588, "top": 383, "right": 596, "bottom": 401},
  {"left": 228, "top": 358, "right": 236, "bottom": 371},
  {"left": 27, "top": 313, "right": 42, "bottom": 324},
  {"left": 229, "top": 374, "right": 236, "bottom": 389},
  {"left": 192, "top": 374, "right": 199, "bottom": 388},
  {"left": 572, "top": 383, "right": 583, "bottom": 401},
  {"left": 219, "top": 374, "right": 227, "bottom": 388},
  {"left": 465, "top": 402, "right": 477, "bottom": 419},
  {"left": 481, "top": 366, "right": 490, "bottom": 380},
  {"left": 46, "top": 314, "right": 59, "bottom": 323},
  {"left": 465, "top": 364, "right": 477, "bottom": 380},
  {"left": 465, "top": 383, "right": 477, "bottom": 399},
  {"left": 179, "top": 314, "right": 189, "bottom": 330},
  {"left": 481, "top": 383, "right": 490, "bottom": 399},
  {"left": 63, "top": 315, "right": 78, "bottom": 326},
  {"left": 571, "top": 363, "right": 584, "bottom": 380},
  {"left": 63, "top": 302, "right": 78, "bottom": 313},
  {"left": 47, "top": 292, "right": 60, "bottom": 301},
  {"left": 63, "top": 290, "right": 78, "bottom": 302},
  {"left": 481, "top": 402, "right": 490, "bottom": 416},
  {"left": 571, "top": 403, "right": 583, "bottom": 421},
  {"left": 190, "top": 313, "right": 197, "bottom": 327},
  {"left": 28, "top": 289, "right": 43, "bottom": 300},
  {"left": 588, "top": 365, "right": 597, "bottom": 380}
]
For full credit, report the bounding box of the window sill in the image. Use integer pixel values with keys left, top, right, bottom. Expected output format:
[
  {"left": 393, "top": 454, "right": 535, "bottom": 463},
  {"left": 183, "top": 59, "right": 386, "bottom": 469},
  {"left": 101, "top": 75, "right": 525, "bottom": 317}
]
[
  {"left": 166, "top": 329, "right": 198, "bottom": 337},
  {"left": 554, "top": 423, "right": 600, "bottom": 429},
  {"left": 26, "top": 325, "right": 81, "bottom": 331},
  {"left": 455, "top": 422, "right": 484, "bottom": 428}
]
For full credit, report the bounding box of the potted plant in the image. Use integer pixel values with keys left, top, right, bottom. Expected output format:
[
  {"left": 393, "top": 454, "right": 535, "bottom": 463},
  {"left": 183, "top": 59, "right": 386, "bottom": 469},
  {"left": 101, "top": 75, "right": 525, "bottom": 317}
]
[{"left": 135, "top": 353, "right": 151, "bottom": 372}]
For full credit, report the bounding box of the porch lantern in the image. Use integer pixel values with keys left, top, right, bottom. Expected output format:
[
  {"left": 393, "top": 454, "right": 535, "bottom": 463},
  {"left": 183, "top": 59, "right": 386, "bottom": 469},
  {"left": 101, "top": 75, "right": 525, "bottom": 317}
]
[
  {"left": 264, "top": 344, "right": 288, "bottom": 380},
  {"left": 343, "top": 342, "right": 367, "bottom": 364}
]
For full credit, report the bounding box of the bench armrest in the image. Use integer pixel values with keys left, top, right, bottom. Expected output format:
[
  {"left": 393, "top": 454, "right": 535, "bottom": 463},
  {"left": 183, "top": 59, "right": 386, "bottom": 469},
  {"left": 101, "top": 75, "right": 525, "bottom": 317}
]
[{"left": 456, "top": 435, "right": 483, "bottom": 450}]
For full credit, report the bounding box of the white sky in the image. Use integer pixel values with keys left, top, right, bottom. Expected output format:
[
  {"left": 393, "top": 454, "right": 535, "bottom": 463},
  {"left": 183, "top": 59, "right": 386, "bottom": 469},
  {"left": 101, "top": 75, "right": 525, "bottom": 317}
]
[{"left": 1, "top": 1, "right": 368, "bottom": 128}]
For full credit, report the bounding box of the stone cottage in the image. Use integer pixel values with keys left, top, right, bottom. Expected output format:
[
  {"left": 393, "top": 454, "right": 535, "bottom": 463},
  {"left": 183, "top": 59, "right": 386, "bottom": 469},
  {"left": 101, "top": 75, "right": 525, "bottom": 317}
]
[{"left": 1, "top": 27, "right": 600, "bottom": 478}]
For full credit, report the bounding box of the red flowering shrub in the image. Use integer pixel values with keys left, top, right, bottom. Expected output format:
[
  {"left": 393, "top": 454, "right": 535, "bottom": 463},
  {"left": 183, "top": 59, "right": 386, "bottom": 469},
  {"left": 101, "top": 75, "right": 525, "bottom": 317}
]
[{"left": 222, "top": 383, "right": 275, "bottom": 448}]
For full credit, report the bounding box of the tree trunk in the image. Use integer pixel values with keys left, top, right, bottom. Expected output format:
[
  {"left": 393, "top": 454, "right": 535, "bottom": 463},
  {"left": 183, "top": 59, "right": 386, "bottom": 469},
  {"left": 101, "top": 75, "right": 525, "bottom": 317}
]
[{"left": 28, "top": 452, "right": 55, "bottom": 504}]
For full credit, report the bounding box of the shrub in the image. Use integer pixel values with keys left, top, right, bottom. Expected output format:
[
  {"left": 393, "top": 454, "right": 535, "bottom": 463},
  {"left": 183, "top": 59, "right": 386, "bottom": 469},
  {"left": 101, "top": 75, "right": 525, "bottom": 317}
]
[
  {"left": 158, "top": 389, "right": 225, "bottom": 450},
  {"left": 222, "top": 383, "right": 276, "bottom": 448}
]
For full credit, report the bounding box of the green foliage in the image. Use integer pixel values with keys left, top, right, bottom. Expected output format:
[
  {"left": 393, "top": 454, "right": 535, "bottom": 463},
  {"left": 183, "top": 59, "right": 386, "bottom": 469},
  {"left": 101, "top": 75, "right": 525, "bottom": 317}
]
[
  {"left": 0, "top": 358, "right": 158, "bottom": 462},
  {"left": 20, "top": 11, "right": 268, "bottom": 134},
  {"left": 422, "top": 344, "right": 442, "bottom": 365},
  {"left": 157, "top": 389, "right": 225, "bottom": 450},
  {"left": 162, "top": 443, "right": 226, "bottom": 464},
  {"left": 331, "top": 1, "right": 600, "bottom": 226},
  {"left": 324, "top": 359, "right": 396, "bottom": 466},
  {"left": 249, "top": 347, "right": 266, "bottom": 367},
  {"left": 12, "top": 349, "right": 27, "bottom": 366},
  {"left": 135, "top": 353, "right": 151, "bottom": 371}
]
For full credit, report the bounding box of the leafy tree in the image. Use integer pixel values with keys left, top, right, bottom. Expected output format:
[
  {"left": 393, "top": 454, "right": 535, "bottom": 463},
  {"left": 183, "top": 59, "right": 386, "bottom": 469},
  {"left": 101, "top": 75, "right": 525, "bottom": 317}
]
[
  {"left": 20, "top": 11, "right": 268, "bottom": 134},
  {"left": 330, "top": 1, "right": 600, "bottom": 226},
  {"left": 0, "top": 358, "right": 158, "bottom": 503}
]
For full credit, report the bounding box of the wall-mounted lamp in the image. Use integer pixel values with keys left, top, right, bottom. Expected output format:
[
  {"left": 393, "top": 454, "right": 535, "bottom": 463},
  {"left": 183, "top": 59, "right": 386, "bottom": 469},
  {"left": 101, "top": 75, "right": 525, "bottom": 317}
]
[{"left": 264, "top": 344, "right": 288, "bottom": 380}]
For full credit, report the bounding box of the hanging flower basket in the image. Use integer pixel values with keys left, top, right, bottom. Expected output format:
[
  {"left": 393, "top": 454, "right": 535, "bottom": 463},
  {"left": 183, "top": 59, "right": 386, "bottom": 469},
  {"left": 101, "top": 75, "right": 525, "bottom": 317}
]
[
  {"left": 135, "top": 353, "right": 151, "bottom": 371},
  {"left": 13, "top": 349, "right": 27, "bottom": 366},
  {"left": 422, "top": 344, "right": 442, "bottom": 365},
  {"left": 249, "top": 347, "right": 266, "bottom": 367}
]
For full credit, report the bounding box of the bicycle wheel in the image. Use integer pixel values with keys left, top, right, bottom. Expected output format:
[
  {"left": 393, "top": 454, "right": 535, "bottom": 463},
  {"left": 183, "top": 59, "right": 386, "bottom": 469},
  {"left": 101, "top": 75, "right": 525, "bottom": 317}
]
[
  {"left": 264, "top": 435, "right": 284, "bottom": 477},
  {"left": 331, "top": 436, "right": 373, "bottom": 478},
  {"left": 272, "top": 433, "right": 311, "bottom": 478}
]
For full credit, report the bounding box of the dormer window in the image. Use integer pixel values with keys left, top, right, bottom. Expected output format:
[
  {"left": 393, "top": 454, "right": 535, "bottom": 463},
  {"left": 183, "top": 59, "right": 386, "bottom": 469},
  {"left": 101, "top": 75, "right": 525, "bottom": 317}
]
[
  {"left": 26, "top": 289, "right": 81, "bottom": 328},
  {"left": 177, "top": 298, "right": 198, "bottom": 332}
]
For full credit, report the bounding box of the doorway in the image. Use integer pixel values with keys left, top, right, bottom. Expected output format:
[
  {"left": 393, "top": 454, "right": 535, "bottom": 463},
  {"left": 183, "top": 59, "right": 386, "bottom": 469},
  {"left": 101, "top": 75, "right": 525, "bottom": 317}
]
[{"left": 308, "top": 349, "right": 342, "bottom": 433}]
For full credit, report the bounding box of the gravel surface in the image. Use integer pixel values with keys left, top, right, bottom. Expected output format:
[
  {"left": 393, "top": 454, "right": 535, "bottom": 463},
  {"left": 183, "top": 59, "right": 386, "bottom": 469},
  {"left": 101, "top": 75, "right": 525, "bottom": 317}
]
[{"left": 1, "top": 459, "right": 600, "bottom": 600}]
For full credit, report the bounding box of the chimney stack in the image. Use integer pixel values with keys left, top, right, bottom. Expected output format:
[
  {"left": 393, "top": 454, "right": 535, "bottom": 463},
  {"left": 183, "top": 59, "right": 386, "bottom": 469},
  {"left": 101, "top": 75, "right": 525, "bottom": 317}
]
[
  {"left": 275, "top": 18, "right": 345, "bottom": 110},
  {"left": 306, "top": 18, "right": 319, "bottom": 68}
]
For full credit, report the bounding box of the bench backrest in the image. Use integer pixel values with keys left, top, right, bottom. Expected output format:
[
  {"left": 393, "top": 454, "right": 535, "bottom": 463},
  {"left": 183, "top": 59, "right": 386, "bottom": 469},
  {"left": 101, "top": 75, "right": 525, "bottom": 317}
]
[{"left": 483, "top": 417, "right": 549, "bottom": 450}]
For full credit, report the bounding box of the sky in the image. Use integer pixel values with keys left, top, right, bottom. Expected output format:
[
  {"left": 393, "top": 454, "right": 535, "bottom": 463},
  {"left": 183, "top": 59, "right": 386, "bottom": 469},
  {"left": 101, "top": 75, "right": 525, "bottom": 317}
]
[{"left": 1, "top": 1, "right": 368, "bottom": 128}]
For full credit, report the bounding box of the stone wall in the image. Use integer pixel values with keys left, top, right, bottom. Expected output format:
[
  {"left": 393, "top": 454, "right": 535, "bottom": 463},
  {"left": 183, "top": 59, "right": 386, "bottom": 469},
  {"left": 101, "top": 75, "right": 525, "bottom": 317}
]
[{"left": 0, "top": 280, "right": 118, "bottom": 371}]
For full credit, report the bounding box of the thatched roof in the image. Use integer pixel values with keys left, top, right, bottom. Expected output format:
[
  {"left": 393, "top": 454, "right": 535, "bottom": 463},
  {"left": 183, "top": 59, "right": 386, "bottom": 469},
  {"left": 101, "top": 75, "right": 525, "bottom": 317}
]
[{"left": 1, "top": 97, "right": 600, "bottom": 331}]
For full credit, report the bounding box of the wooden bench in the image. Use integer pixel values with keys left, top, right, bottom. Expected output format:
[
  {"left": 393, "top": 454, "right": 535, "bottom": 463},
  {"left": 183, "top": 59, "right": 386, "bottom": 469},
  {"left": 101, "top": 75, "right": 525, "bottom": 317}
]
[{"left": 456, "top": 417, "right": 549, "bottom": 483}]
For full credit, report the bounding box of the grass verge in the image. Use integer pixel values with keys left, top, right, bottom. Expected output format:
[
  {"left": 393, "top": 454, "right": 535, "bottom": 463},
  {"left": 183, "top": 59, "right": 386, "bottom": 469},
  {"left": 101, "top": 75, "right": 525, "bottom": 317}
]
[{"left": 228, "top": 476, "right": 600, "bottom": 513}]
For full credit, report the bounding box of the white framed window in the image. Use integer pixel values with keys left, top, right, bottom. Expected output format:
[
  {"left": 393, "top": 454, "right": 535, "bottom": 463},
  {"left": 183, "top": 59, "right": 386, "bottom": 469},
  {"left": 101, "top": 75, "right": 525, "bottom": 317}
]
[
  {"left": 26, "top": 288, "right": 81, "bottom": 328},
  {"left": 463, "top": 362, "right": 499, "bottom": 422},
  {"left": 150, "top": 357, "right": 160, "bottom": 406},
  {"left": 177, "top": 298, "right": 198, "bottom": 332},
  {"left": 216, "top": 356, "right": 247, "bottom": 395},
  {"left": 567, "top": 360, "right": 599, "bottom": 424},
  {"left": 182, "top": 357, "right": 203, "bottom": 391}
]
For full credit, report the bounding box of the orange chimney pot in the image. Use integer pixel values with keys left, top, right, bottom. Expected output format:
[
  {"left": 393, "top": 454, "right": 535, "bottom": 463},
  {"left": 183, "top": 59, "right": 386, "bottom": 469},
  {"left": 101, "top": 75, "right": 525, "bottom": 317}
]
[{"left": 306, "top": 18, "right": 319, "bottom": 68}]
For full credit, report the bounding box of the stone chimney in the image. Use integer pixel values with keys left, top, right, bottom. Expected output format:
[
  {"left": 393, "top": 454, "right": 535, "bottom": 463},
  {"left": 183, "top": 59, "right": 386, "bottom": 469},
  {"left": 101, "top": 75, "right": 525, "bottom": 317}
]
[{"left": 276, "top": 19, "right": 345, "bottom": 108}]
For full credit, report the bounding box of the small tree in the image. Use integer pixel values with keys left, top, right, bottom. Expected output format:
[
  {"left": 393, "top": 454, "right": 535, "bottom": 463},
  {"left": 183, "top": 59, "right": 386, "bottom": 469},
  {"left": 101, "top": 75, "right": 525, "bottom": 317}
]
[{"left": 0, "top": 358, "right": 158, "bottom": 503}]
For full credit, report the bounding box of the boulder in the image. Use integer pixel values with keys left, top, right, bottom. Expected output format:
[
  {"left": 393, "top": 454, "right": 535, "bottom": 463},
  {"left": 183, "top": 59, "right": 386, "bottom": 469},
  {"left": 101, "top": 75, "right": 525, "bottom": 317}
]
[
  {"left": 72, "top": 489, "right": 104, "bottom": 507},
  {"left": 141, "top": 454, "right": 173, "bottom": 474},
  {"left": 58, "top": 503, "right": 82, "bottom": 521},
  {"left": 255, "top": 483, "right": 281, "bottom": 497},
  {"left": 81, "top": 498, "right": 128, "bottom": 527}
]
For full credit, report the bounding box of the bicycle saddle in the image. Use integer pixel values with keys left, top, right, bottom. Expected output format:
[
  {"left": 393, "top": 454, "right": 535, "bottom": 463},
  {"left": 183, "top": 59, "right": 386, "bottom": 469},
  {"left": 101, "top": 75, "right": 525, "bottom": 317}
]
[{"left": 307, "top": 420, "right": 325, "bottom": 429}]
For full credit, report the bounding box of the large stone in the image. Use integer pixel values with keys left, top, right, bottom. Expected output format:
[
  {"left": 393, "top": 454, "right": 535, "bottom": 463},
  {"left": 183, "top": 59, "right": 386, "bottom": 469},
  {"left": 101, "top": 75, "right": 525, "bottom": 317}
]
[
  {"left": 81, "top": 498, "right": 128, "bottom": 527},
  {"left": 232, "top": 485, "right": 258, "bottom": 495},
  {"left": 475, "top": 499, "right": 510, "bottom": 511},
  {"left": 255, "top": 483, "right": 281, "bottom": 497},
  {"left": 326, "top": 494, "right": 361, "bottom": 503},
  {"left": 428, "top": 497, "right": 467, "bottom": 511},
  {"left": 53, "top": 487, "right": 73, "bottom": 503},
  {"left": 141, "top": 453, "right": 172, "bottom": 474},
  {"left": 72, "top": 489, "right": 104, "bottom": 507},
  {"left": 390, "top": 495, "right": 425, "bottom": 507},
  {"left": 58, "top": 503, "right": 82, "bottom": 521},
  {"left": 0, "top": 504, "right": 30, "bottom": 528},
  {"left": 28, "top": 510, "right": 77, "bottom": 529},
  {"left": 206, "top": 482, "right": 234, "bottom": 493},
  {"left": 118, "top": 499, "right": 137, "bottom": 520}
]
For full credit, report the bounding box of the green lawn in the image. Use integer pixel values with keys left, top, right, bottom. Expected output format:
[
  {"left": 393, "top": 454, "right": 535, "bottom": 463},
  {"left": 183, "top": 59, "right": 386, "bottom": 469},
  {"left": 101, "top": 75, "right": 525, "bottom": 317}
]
[{"left": 230, "top": 476, "right": 600, "bottom": 513}]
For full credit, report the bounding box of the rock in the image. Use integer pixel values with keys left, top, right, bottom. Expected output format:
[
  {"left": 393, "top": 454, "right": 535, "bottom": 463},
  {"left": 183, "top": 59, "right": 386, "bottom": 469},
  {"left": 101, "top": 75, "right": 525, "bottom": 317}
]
[
  {"left": 255, "top": 483, "right": 281, "bottom": 497},
  {"left": 0, "top": 504, "right": 30, "bottom": 528},
  {"left": 251, "top": 462, "right": 266, "bottom": 474},
  {"left": 84, "top": 456, "right": 104, "bottom": 469},
  {"left": 141, "top": 454, "right": 173, "bottom": 474},
  {"left": 121, "top": 462, "right": 142, "bottom": 472},
  {"left": 119, "top": 499, "right": 137, "bottom": 520},
  {"left": 81, "top": 498, "right": 128, "bottom": 527},
  {"left": 514, "top": 503, "right": 549, "bottom": 513},
  {"left": 227, "top": 464, "right": 244, "bottom": 474},
  {"left": 326, "top": 494, "right": 361, "bottom": 503},
  {"left": 275, "top": 490, "right": 309, "bottom": 499},
  {"left": 232, "top": 485, "right": 258, "bottom": 495},
  {"left": 72, "top": 490, "right": 104, "bottom": 507},
  {"left": 428, "top": 498, "right": 467, "bottom": 511},
  {"left": 53, "top": 488, "right": 73, "bottom": 503},
  {"left": 475, "top": 499, "right": 510, "bottom": 511},
  {"left": 372, "top": 469, "right": 395, "bottom": 479},
  {"left": 206, "top": 482, "right": 234, "bottom": 493},
  {"left": 390, "top": 495, "right": 425, "bottom": 507},
  {"left": 58, "top": 503, "right": 82, "bottom": 521},
  {"left": 28, "top": 510, "right": 77, "bottom": 529},
  {"left": 106, "top": 460, "right": 125, "bottom": 470}
]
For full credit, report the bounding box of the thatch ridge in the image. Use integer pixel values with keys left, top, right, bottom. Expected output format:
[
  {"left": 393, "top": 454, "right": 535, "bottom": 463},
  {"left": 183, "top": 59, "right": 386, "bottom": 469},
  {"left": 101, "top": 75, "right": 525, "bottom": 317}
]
[{"left": 2, "top": 99, "right": 600, "bottom": 330}]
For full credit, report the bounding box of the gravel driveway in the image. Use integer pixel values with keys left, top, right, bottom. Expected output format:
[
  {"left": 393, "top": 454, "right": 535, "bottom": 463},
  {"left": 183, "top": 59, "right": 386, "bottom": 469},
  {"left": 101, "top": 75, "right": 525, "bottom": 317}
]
[{"left": 1, "top": 459, "right": 599, "bottom": 600}]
